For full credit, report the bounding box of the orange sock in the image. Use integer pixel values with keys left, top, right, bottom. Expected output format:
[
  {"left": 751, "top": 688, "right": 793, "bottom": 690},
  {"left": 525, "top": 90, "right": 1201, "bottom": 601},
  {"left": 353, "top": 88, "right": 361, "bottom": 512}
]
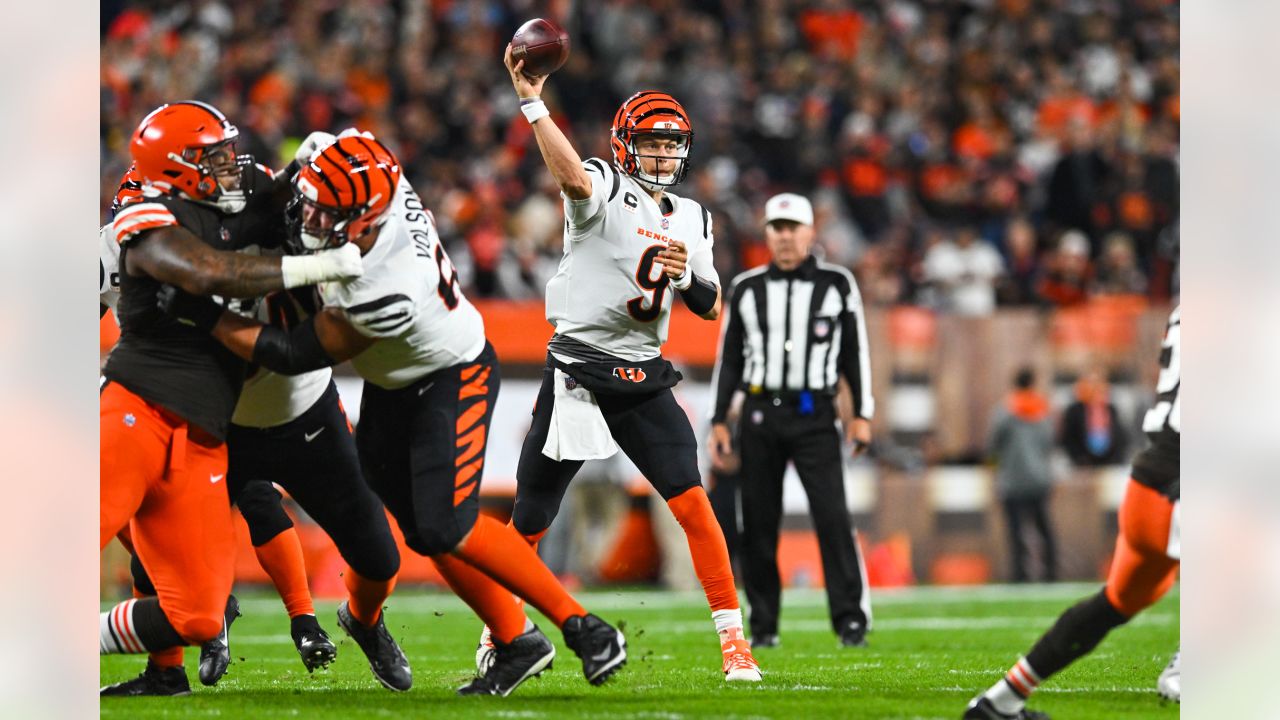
[
  {"left": 344, "top": 567, "right": 396, "bottom": 627},
  {"left": 667, "top": 487, "right": 740, "bottom": 611},
  {"left": 255, "top": 529, "right": 315, "bottom": 618},
  {"left": 148, "top": 645, "right": 185, "bottom": 668},
  {"left": 432, "top": 553, "right": 526, "bottom": 643},
  {"left": 455, "top": 514, "right": 585, "bottom": 627}
]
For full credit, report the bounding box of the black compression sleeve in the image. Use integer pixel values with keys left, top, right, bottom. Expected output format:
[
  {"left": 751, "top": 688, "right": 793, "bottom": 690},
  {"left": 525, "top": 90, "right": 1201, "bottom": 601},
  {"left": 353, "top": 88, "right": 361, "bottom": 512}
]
[
  {"left": 251, "top": 316, "right": 336, "bottom": 375},
  {"left": 679, "top": 273, "right": 718, "bottom": 316}
]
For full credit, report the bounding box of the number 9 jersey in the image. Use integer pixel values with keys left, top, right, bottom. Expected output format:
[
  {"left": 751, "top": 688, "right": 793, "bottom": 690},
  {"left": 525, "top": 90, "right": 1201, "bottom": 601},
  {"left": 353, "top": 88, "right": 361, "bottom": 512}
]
[
  {"left": 317, "top": 177, "right": 485, "bottom": 389},
  {"left": 545, "top": 158, "right": 719, "bottom": 361}
]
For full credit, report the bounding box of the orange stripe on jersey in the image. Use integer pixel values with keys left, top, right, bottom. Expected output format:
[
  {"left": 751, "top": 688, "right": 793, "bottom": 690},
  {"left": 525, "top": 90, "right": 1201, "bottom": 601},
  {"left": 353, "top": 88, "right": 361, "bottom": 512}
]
[{"left": 113, "top": 203, "right": 177, "bottom": 243}]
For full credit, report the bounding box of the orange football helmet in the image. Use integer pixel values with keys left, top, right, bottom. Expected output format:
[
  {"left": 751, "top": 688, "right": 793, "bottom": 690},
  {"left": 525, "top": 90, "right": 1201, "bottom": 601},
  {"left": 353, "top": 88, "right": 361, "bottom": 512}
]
[
  {"left": 109, "top": 164, "right": 145, "bottom": 218},
  {"left": 611, "top": 91, "right": 694, "bottom": 191},
  {"left": 287, "top": 134, "right": 402, "bottom": 252},
  {"left": 129, "top": 101, "right": 251, "bottom": 213}
]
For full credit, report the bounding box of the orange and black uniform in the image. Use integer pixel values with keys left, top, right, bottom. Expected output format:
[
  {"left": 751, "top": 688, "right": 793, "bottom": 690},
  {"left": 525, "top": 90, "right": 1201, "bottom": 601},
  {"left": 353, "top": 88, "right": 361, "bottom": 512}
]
[{"left": 100, "top": 166, "right": 284, "bottom": 643}]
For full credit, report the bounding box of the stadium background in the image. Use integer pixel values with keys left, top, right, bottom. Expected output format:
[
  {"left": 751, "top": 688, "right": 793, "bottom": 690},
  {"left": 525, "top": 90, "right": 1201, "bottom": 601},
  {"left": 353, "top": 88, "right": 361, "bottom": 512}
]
[{"left": 99, "top": 0, "right": 1178, "bottom": 595}]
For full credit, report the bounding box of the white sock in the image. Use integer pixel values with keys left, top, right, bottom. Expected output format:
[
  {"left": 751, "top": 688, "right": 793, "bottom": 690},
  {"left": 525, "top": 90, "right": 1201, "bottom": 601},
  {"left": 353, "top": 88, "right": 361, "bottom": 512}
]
[
  {"left": 984, "top": 678, "right": 1026, "bottom": 714},
  {"left": 523, "top": 617, "right": 535, "bottom": 633},
  {"left": 712, "top": 608, "right": 744, "bottom": 636},
  {"left": 100, "top": 599, "right": 145, "bottom": 654}
]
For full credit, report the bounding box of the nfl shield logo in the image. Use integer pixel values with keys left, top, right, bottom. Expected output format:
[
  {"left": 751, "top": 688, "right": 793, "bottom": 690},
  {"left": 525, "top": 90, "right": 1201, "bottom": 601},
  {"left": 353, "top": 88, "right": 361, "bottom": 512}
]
[
  {"left": 751, "top": 410, "right": 764, "bottom": 425},
  {"left": 814, "top": 318, "right": 831, "bottom": 339},
  {"left": 660, "top": 217, "right": 670, "bottom": 230},
  {"left": 123, "top": 413, "right": 136, "bottom": 427},
  {"left": 564, "top": 375, "right": 577, "bottom": 391},
  {"left": 220, "top": 227, "right": 232, "bottom": 244}
]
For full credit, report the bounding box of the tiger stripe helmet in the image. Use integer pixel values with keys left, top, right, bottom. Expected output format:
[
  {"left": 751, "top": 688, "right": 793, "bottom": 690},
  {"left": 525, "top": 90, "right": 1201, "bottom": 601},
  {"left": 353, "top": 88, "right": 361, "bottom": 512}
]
[
  {"left": 610, "top": 91, "right": 694, "bottom": 191},
  {"left": 129, "top": 101, "right": 252, "bottom": 213},
  {"left": 287, "top": 134, "right": 402, "bottom": 253}
]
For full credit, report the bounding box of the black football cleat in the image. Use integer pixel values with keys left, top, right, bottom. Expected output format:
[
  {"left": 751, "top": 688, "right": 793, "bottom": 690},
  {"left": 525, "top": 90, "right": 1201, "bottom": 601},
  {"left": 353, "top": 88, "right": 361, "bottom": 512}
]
[
  {"left": 561, "top": 613, "right": 626, "bottom": 686},
  {"left": 291, "top": 614, "right": 337, "bottom": 672},
  {"left": 198, "top": 595, "right": 240, "bottom": 686},
  {"left": 337, "top": 601, "right": 412, "bottom": 691},
  {"left": 100, "top": 659, "right": 191, "bottom": 697},
  {"left": 839, "top": 620, "right": 868, "bottom": 648},
  {"left": 457, "top": 625, "right": 556, "bottom": 697},
  {"left": 963, "top": 695, "right": 1051, "bottom": 720}
]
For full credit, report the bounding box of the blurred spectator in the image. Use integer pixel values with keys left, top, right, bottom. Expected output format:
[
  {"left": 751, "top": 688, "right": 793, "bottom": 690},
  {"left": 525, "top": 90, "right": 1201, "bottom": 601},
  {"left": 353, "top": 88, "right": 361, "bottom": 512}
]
[
  {"left": 921, "top": 226, "right": 1004, "bottom": 315},
  {"left": 986, "top": 368, "right": 1057, "bottom": 583},
  {"left": 996, "top": 216, "right": 1041, "bottom": 306},
  {"left": 1092, "top": 232, "right": 1148, "bottom": 296},
  {"left": 1038, "top": 230, "right": 1092, "bottom": 307},
  {"left": 100, "top": 0, "right": 1178, "bottom": 302},
  {"left": 1060, "top": 369, "right": 1128, "bottom": 466}
]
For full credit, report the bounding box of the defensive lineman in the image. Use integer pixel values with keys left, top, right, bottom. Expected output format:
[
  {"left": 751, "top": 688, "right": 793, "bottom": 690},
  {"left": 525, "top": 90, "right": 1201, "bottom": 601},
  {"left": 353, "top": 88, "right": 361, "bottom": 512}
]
[{"left": 484, "top": 45, "right": 761, "bottom": 681}]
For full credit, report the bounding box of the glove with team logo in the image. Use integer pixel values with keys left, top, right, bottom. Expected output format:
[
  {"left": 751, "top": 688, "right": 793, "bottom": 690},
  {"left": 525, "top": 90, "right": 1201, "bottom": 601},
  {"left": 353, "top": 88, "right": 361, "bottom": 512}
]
[
  {"left": 294, "top": 130, "right": 338, "bottom": 164},
  {"left": 156, "top": 284, "right": 225, "bottom": 333}
]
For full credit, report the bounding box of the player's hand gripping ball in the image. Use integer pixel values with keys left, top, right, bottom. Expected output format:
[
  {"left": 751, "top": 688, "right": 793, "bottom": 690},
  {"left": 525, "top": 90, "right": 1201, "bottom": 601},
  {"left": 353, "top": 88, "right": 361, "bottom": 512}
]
[{"left": 511, "top": 18, "right": 570, "bottom": 77}]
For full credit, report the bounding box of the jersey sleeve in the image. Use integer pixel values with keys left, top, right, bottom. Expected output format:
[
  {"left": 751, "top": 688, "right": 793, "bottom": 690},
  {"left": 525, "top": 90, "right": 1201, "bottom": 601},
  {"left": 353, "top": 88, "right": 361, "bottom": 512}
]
[
  {"left": 688, "top": 205, "right": 720, "bottom": 287},
  {"left": 563, "top": 158, "right": 615, "bottom": 234},
  {"left": 341, "top": 292, "right": 418, "bottom": 339},
  {"left": 99, "top": 225, "right": 121, "bottom": 309},
  {"left": 111, "top": 200, "right": 180, "bottom": 246}
]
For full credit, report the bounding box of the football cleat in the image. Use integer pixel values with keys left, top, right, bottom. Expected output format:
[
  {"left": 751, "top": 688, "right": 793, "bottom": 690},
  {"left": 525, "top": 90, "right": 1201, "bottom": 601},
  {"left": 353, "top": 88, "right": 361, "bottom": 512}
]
[
  {"left": 337, "top": 601, "right": 412, "bottom": 692},
  {"left": 561, "top": 614, "right": 627, "bottom": 685},
  {"left": 291, "top": 614, "right": 337, "bottom": 672},
  {"left": 721, "top": 628, "right": 762, "bottom": 682},
  {"left": 750, "top": 633, "right": 780, "bottom": 649},
  {"left": 457, "top": 626, "right": 556, "bottom": 697},
  {"left": 1157, "top": 647, "right": 1180, "bottom": 702},
  {"left": 839, "top": 620, "right": 869, "bottom": 648},
  {"left": 475, "top": 624, "right": 496, "bottom": 677},
  {"left": 962, "top": 695, "right": 1051, "bottom": 720},
  {"left": 100, "top": 659, "right": 191, "bottom": 697},
  {"left": 198, "top": 594, "right": 240, "bottom": 686}
]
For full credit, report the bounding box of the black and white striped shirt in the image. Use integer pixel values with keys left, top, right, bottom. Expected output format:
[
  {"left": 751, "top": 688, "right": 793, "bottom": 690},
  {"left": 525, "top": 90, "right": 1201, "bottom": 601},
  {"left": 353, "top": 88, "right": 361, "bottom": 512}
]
[{"left": 710, "top": 255, "right": 874, "bottom": 422}]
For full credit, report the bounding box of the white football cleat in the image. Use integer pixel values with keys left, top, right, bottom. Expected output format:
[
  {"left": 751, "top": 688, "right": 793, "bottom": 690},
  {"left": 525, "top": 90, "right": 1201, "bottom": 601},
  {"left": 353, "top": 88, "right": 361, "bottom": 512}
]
[
  {"left": 1157, "top": 646, "right": 1179, "bottom": 702},
  {"left": 721, "top": 628, "right": 762, "bottom": 682}
]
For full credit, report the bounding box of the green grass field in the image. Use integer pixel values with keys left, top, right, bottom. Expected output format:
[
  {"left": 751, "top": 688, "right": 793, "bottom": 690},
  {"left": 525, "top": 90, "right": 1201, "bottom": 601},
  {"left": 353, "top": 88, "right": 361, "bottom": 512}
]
[{"left": 101, "top": 583, "right": 1179, "bottom": 719}]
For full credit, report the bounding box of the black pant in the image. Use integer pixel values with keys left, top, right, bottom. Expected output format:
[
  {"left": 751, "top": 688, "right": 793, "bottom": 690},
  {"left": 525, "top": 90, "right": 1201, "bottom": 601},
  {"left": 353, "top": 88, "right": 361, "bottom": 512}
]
[
  {"left": 511, "top": 365, "right": 701, "bottom": 537},
  {"left": 708, "top": 468, "right": 741, "bottom": 569},
  {"left": 227, "top": 380, "right": 399, "bottom": 582},
  {"left": 356, "top": 342, "right": 500, "bottom": 557},
  {"left": 737, "top": 395, "right": 869, "bottom": 637},
  {"left": 1002, "top": 494, "right": 1058, "bottom": 582}
]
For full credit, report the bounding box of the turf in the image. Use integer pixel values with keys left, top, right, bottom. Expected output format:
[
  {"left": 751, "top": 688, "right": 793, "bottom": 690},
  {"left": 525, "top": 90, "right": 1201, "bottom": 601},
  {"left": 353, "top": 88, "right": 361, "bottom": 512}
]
[{"left": 100, "top": 583, "right": 1179, "bottom": 719}]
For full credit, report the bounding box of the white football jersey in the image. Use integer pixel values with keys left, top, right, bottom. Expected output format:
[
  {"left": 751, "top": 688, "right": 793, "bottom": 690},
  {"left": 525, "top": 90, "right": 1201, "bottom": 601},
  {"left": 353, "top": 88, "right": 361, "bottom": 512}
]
[
  {"left": 545, "top": 158, "right": 719, "bottom": 361},
  {"left": 318, "top": 178, "right": 486, "bottom": 389},
  {"left": 98, "top": 223, "right": 330, "bottom": 428}
]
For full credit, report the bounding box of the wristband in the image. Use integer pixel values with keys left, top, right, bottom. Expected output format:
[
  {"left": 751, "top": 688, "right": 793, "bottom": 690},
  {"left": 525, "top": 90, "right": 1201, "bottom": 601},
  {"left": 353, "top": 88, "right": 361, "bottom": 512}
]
[
  {"left": 520, "top": 98, "right": 549, "bottom": 124},
  {"left": 280, "top": 244, "right": 363, "bottom": 288},
  {"left": 671, "top": 265, "right": 692, "bottom": 291}
]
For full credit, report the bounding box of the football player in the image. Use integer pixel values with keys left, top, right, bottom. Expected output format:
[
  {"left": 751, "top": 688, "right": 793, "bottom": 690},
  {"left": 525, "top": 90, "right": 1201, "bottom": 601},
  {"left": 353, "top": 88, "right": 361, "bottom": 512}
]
[
  {"left": 489, "top": 46, "right": 761, "bottom": 682},
  {"left": 161, "top": 133, "right": 628, "bottom": 696},
  {"left": 99, "top": 102, "right": 364, "bottom": 696},
  {"left": 963, "top": 306, "right": 1181, "bottom": 719}
]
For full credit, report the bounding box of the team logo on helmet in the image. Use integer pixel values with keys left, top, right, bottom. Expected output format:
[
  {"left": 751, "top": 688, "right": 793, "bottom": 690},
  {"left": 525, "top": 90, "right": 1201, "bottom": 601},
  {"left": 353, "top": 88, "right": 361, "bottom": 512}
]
[{"left": 611, "top": 91, "right": 694, "bottom": 192}]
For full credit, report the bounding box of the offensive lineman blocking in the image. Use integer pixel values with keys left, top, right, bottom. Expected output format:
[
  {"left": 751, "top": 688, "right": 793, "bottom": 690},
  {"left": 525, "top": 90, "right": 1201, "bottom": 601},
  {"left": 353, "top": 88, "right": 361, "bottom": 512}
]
[{"left": 483, "top": 45, "right": 762, "bottom": 682}]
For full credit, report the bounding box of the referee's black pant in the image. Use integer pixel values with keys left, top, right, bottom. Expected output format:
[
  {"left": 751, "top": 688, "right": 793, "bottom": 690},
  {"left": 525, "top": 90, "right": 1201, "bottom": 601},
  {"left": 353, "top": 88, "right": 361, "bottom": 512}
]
[{"left": 737, "top": 394, "right": 870, "bottom": 638}]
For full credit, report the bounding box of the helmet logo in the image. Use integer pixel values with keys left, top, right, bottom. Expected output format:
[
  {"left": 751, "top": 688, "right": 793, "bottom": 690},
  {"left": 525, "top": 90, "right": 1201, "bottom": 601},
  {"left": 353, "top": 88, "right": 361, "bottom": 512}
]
[
  {"left": 653, "top": 120, "right": 680, "bottom": 130},
  {"left": 612, "top": 367, "right": 647, "bottom": 383}
]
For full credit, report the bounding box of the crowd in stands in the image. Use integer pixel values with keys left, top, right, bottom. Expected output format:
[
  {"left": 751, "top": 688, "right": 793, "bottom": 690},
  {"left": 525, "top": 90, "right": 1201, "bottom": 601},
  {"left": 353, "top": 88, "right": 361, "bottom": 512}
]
[{"left": 101, "top": 0, "right": 1179, "bottom": 311}]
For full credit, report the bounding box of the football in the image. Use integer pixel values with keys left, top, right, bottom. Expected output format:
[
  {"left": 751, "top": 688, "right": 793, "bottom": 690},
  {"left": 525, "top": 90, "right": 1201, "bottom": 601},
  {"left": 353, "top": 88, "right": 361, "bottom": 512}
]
[{"left": 511, "top": 18, "right": 570, "bottom": 77}]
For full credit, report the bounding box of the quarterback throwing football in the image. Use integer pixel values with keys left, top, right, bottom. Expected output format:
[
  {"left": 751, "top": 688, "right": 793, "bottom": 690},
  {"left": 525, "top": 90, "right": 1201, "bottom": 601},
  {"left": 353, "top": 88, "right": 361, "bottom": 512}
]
[{"left": 481, "top": 44, "right": 761, "bottom": 682}]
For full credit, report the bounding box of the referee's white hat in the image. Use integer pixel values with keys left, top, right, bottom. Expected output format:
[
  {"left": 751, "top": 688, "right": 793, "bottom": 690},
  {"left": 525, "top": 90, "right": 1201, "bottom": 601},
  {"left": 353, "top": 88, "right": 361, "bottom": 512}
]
[{"left": 764, "top": 193, "right": 814, "bottom": 226}]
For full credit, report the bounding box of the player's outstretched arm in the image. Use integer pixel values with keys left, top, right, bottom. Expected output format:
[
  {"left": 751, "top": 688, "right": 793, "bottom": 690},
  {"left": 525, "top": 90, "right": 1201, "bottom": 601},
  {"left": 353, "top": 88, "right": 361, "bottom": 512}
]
[
  {"left": 503, "top": 44, "right": 591, "bottom": 200},
  {"left": 157, "top": 286, "right": 373, "bottom": 375},
  {"left": 126, "top": 225, "right": 363, "bottom": 298}
]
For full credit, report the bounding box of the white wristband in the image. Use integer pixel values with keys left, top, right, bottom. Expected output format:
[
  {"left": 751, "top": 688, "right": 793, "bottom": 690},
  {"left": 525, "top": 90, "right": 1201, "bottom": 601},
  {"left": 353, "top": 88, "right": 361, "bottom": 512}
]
[
  {"left": 671, "top": 266, "right": 692, "bottom": 291},
  {"left": 520, "top": 98, "right": 549, "bottom": 124},
  {"left": 280, "top": 244, "right": 364, "bottom": 288}
]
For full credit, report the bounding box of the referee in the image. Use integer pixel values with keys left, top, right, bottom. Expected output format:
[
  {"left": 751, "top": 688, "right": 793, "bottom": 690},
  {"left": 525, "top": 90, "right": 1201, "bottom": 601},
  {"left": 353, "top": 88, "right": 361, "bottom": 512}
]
[{"left": 709, "top": 192, "right": 874, "bottom": 649}]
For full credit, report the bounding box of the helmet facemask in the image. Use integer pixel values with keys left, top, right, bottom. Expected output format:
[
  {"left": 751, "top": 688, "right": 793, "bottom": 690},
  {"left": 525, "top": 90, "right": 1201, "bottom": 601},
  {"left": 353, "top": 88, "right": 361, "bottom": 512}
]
[
  {"left": 168, "top": 138, "right": 253, "bottom": 213},
  {"left": 285, "top": 181, "right": 388, "bottom": 255},
  {"left": 625, "top": 131, "right": 692, "bottom": 192}
]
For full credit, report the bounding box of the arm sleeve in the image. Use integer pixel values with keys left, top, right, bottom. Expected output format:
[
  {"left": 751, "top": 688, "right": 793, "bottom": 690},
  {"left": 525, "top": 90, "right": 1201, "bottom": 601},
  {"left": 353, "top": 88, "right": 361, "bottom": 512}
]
[
  {"left": 837, "top": 274, "right": 875, "bottom": 419},
  {"left": 710, "top": 280, "right": 746, "bottom": 424},
  {"left": 251, "top": 316, "right": 337, "bottom": 375},
  {"left": 563, "top": 159, "right": 612, "bottom": 233}
]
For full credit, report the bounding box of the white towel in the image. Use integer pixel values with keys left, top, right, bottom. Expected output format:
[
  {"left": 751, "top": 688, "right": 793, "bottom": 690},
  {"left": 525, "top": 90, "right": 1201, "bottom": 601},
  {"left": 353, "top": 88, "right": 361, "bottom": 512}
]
[{"left": 542, "top": 368, "right": 620, "bottom": 461}]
